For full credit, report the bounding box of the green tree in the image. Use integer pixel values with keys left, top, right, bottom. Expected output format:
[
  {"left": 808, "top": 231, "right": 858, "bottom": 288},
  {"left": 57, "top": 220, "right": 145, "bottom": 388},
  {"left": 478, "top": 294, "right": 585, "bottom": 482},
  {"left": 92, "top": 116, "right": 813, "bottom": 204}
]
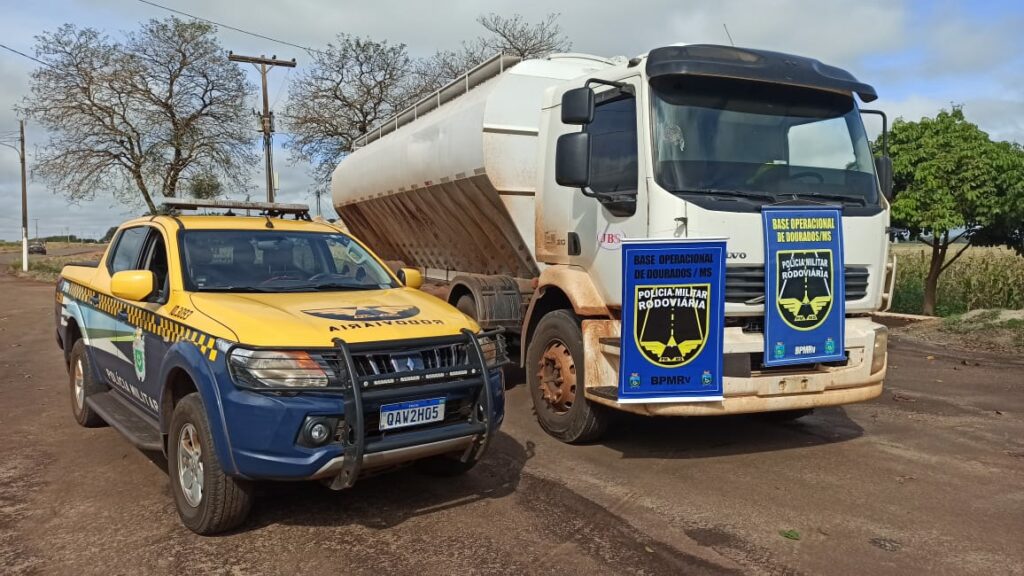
[
  {"left": 99, "top": 226, "right": 118, "bottom": 243},
  {"left": 889, "top": 108, "right": 1024, "bottom": 315},
  {"left": 187, "top": 172, "right": 223, "bottom": 199}
]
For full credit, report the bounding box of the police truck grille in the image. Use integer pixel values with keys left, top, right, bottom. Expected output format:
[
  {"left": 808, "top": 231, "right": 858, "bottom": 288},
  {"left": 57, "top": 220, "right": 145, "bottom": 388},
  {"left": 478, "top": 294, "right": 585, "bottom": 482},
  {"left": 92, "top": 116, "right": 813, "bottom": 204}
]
[
  {"left": 315, "top": 341, "right": 474, "bottom": 386},
  {"left": 725, "top": 265, "right": 869, "bottom": 304}
]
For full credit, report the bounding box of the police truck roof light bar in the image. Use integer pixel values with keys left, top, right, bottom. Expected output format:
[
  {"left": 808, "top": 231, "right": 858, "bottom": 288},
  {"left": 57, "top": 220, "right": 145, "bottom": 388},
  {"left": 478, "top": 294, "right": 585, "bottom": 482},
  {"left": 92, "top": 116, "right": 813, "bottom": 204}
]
[{"left": 161, "top": 199, "right": 310, "bottom": 216}]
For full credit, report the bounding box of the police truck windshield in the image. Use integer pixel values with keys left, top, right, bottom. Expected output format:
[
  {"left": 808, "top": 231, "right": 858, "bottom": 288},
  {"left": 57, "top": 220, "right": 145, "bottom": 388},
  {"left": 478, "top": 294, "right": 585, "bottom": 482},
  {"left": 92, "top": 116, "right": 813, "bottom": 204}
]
[
  {"left": 650, "top": 75, "right": 879, "bottom": 207},
  {"left": 181, "top": 230, "right": 397, "bottom": 292}
]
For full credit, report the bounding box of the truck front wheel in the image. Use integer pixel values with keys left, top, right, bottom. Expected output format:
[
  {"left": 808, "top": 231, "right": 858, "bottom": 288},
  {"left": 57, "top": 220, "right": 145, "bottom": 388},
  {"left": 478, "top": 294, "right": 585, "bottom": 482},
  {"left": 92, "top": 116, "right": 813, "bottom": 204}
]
[
  {"left": 168, "top": 393, "right": 252, "bottom": 535},
  {"left": 526, "top": 310, "right": 608, "bottom": 443}
]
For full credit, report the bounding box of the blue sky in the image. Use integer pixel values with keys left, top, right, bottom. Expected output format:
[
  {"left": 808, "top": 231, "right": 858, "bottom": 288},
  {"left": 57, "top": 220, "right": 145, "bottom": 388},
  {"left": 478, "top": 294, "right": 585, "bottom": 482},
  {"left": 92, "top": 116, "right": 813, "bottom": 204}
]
[{"left": 1, "top": 0, "right": 1022, "bottom": 240}]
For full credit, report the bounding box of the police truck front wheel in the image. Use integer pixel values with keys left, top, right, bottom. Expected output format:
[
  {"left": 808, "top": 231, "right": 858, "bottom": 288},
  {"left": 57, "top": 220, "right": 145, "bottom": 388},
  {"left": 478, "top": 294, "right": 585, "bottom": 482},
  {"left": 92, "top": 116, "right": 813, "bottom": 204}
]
[
  {"left": 527, "top": 310, "right": 608, "bottom": 444},
  {"left": 68, "top": 340, "right": 105, "bottom": 427},
  {"left": 169, "top": 393, "right": 252, "bottom": 535}
]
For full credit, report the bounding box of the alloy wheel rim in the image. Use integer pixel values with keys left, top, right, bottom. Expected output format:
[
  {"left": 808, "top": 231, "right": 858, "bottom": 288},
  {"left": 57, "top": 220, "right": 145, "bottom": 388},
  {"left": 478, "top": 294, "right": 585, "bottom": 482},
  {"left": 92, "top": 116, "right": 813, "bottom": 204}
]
[
  {"left": 73, "top": 359, "right": 85, "bottom": 410},
  {"left": 177, "top": 423, "right": 204, "bottom": 508}
]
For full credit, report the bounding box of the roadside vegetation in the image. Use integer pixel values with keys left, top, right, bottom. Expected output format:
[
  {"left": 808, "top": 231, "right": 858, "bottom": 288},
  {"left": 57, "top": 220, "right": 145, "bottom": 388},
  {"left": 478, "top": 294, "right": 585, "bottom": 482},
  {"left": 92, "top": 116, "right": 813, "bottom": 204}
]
[
  {"left": 890, "top": 244, "right": 1024, "bottom": 353},
  {"left": 891, "top": 244, "right": 1024, "bottom": 316},
  {"left": 7, "top": 250, "right": 104, "bottom": 283},
  {"left": 905, "top": 309, "right": 1024, "bottom": 354}
]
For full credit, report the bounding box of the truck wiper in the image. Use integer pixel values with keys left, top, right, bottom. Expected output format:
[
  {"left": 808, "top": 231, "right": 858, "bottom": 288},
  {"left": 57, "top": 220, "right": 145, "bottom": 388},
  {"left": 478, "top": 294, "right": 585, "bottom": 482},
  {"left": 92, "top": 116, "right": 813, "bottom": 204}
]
[
  {"left": 196, "top": 286, "right": 274, "bottom": 293},
  {"left": 784, "top": 192, "right": 867, "bottom": 206},
  {"left": 674, "top": 188, "right": 778, "bottom": 201},
  {"left": 308, "top": 282, "right": 370, "bottom": 291}
]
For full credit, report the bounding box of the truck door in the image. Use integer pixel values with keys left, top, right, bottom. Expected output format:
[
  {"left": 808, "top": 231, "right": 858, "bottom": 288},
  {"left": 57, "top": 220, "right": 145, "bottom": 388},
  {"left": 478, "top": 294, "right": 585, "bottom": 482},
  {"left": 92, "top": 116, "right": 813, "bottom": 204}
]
[{"left": 573, "top": 77, "right": 648, "bottom": 306}]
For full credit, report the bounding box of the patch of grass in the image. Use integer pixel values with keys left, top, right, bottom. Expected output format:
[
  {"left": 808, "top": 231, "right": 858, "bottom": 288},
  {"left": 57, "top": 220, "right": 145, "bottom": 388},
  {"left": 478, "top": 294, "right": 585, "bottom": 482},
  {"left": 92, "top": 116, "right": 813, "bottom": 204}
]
[
  {"left": 936, "top": 310, "right": 1024, "bottom": 352},
  {"left": 7, "top": 252, "right": 105, "bottom": 283},
  {"left": 891, "top": 245, "right": 1024, "bottom": 316}
]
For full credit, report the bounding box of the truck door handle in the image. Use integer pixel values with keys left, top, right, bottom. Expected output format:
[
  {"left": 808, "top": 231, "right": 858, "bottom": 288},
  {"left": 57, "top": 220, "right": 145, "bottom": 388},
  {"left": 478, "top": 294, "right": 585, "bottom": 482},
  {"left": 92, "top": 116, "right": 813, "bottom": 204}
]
[
  {"left": 117, "top": 310, "right": 129, "bottom": 321},
  {"left": 89, "top": 295, "right": 100, "bottom": 305}
]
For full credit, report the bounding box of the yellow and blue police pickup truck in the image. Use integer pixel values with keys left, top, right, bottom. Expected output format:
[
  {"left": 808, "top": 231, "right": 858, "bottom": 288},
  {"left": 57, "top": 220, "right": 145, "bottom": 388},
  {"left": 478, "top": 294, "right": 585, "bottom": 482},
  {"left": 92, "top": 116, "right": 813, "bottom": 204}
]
[{"left": 54, "top": 200, "right": 507, "bottom": 534}]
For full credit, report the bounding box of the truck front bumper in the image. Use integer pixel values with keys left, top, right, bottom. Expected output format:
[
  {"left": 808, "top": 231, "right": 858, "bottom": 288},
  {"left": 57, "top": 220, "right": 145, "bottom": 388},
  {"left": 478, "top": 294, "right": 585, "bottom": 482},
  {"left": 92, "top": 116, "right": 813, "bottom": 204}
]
[{"left": 581, "top": 317, "right": 886, "bottom": 416}]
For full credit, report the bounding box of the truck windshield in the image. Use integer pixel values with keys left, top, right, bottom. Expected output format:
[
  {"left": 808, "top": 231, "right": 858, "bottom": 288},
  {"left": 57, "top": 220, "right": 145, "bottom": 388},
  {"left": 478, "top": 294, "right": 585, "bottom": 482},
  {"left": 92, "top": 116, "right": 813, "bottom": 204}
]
[
  {"left": 181, "top": 230, "right": 397, "bottom": 293},
  {"left": 650, "top": 75, "right": 879, "bottom": 206}
]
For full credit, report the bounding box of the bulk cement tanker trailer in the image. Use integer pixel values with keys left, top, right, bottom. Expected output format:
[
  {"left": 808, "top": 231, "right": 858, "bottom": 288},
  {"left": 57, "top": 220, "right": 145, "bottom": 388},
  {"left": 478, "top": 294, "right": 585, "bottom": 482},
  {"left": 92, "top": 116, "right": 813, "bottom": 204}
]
[{"left": 332, "top": 44, "right": 897, "bottom": 443}]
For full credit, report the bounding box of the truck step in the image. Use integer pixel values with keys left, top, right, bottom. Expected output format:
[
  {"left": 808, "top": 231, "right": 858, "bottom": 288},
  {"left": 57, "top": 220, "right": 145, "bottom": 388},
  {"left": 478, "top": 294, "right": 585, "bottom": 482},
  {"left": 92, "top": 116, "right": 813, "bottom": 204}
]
[
  {"left": 86, "top": 391, "right": 163, "bottom": 452},
  {"left": 588, "top": 386, "right": 618, "bottom": 401}
]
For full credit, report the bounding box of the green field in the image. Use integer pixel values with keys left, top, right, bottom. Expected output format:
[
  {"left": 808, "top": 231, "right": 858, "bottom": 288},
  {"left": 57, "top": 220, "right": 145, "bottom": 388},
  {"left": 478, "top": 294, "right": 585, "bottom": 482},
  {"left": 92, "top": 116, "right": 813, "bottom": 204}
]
[{"left": 891, "top": 244, "right": 1024, "bottom": 316}]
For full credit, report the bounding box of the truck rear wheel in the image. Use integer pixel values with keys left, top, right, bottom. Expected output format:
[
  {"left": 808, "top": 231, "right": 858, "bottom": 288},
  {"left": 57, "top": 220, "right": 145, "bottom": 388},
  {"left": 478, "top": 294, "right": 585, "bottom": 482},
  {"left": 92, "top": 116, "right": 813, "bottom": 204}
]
[
  {"left": 68, "top": 340, "right": 105, "bottom": 428},
  {"left": 169, "top": 393, "right": 252, "bottom": 535},
  {"left": 455, "top": 294, "right": 478, "bottom": 320},
  {"left": 527, "top": 310, "right": 608, "bottom": 443}
]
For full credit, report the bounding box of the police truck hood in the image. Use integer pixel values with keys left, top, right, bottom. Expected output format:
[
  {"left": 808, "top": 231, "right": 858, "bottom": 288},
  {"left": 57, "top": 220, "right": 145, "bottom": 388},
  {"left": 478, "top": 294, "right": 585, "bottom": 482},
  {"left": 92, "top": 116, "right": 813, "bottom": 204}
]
[{"left": 188, "top": 287, "right": 478, "bottom": 347}]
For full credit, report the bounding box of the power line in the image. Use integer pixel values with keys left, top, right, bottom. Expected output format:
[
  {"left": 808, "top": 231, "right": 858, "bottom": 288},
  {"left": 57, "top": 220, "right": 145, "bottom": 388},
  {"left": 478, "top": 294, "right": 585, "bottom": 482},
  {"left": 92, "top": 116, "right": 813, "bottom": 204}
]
[
  {"left": 0, "top": 43, "right": 58, "bottom": 70},
  {"left": 270, "top": 67, "right": 292, "bottom": 111},
  {"left": 136, "top": 0, "right": 326, "bottom": 56}
]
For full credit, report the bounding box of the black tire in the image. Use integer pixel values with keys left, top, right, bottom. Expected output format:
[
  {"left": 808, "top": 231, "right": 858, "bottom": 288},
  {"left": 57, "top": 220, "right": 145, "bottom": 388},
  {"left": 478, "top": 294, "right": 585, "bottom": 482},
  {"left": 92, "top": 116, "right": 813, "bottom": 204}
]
[
  {"left": 526, "top": 309, "right": 608, "bottom": 443},
  {"left": 455, "top": 293, "right": 478, "bottom": 321},
  {"left": 168, "top": 393, "right": 252, "bottom": 535},
  {"left": 415, "top": 451, "right": 480, "bottom": 477},
  {"left": 68, "top": 340, "right": 106, "bottom": 427},
  {"left": 756, "top": 408, "right": 814, "bottom": 422}
]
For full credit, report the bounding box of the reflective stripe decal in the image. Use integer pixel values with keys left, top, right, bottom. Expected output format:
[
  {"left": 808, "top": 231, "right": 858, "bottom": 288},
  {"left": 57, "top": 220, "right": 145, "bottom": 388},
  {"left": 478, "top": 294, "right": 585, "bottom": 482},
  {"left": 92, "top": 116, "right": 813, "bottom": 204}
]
[{"left": 60, "top": 279, "right": 222, "bottom": 362}]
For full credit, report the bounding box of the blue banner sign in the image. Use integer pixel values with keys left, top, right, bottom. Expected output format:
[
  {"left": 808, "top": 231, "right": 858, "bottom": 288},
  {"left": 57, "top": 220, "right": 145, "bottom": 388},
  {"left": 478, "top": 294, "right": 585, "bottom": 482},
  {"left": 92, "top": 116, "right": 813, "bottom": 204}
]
[
  {"left": 762, "top": 206, "right": 846, "bottom": 366},
  {"left": 620, "top": 239, "right": 725, "bottom": 403}
]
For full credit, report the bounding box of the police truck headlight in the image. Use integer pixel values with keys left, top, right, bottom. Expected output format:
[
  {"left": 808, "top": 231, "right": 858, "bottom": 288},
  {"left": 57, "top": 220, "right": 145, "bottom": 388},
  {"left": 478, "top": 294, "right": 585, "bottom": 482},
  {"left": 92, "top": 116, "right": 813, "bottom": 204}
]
[
  {"left": 870, "top": 326, "right": 889, "bottom": 374},
  {"left": 228, "top": 348, "right": 328, "bottom": 389}
]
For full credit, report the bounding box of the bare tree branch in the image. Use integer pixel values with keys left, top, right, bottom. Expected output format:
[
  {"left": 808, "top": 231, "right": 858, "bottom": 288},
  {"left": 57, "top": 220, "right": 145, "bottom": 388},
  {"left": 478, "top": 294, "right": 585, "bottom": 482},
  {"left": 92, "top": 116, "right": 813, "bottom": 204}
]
[
  {"left": 283, "top": 35, "right": 417, "bottom": 188},
  {"left": 18, "top": 17, "right": 257, "bottom": 214}
]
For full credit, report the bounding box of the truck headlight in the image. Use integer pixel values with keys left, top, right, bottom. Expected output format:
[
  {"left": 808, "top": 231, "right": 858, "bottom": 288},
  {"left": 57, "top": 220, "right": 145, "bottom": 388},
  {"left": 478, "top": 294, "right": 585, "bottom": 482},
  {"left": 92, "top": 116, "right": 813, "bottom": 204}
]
[
  {"left": 228, "top": 348, "right": 328, "bottom": 389},
  {"left": 870, "top": 326, "right": 889, "bottom": 374}
]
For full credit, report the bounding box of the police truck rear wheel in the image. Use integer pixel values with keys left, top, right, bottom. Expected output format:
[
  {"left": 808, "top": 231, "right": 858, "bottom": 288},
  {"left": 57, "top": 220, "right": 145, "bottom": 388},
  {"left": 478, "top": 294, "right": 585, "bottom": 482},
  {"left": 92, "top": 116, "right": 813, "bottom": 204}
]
[
  {"left": 68, "top": 340, "right": 105, "bottom": 428},
  {"left": 169, "top": 393, "right": 252, "bottom": 535},
  {"left": 527, "top": 310, "right": 608, "bottom": 443}
]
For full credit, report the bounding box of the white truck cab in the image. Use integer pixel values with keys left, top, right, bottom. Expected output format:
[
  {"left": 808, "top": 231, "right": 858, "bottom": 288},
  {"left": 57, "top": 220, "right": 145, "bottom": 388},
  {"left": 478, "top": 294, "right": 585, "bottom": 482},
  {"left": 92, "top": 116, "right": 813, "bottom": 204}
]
[{"left": 332, "top": 44, "right": 895, "bottom": 443}]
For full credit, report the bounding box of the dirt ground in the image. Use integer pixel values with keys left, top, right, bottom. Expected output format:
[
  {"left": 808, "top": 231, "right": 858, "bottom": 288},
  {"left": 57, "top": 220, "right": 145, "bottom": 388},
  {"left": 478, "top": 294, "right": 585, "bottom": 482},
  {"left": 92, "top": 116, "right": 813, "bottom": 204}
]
[{"left": 1, "top": 273, "right": 1022, "bottom": 575}]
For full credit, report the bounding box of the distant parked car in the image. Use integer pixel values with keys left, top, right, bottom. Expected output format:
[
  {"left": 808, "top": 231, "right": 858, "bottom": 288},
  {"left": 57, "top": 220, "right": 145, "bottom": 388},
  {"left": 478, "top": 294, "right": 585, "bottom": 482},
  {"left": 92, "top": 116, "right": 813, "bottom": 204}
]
[{"left": 28, "top": 241, "right": 46, "bottom": 255}]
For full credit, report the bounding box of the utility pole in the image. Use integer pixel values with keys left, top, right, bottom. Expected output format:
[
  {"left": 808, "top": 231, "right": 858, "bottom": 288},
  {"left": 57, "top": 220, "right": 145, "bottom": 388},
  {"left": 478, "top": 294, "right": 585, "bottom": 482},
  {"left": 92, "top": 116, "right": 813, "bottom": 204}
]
[
  {"left": 227, "top": 52, "right": 295, "bottom": 203},
  {"left": 2, "top": 121, "right": 28, "bottom": 271},
  {"left": 34, "top": 218, "right": 39, "bottom": 240},
  {"left": 19, "top": 121, "right": 26, "bottom": 272}
]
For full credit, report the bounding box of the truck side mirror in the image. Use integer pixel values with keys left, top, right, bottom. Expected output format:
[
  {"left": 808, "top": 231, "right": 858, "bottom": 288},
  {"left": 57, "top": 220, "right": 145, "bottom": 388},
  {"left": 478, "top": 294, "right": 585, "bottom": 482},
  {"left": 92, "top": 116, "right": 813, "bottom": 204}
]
[
  {"left": 555, "top": 132, "right": 591, "bottom": 188},
  {"left": 875, "top": 155, "right": 894, "bottom": 200},
  {"left": 561, "top": 87, "right": 594, "bottom": 125}
]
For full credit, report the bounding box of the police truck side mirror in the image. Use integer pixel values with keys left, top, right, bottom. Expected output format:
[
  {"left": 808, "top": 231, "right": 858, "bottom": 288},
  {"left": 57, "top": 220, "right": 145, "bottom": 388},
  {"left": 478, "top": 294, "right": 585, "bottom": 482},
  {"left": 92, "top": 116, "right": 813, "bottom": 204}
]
[
  {"left": 111, "top": 270, "right": 156, "bottom": 302},
  {"left": 875, "top": 155, "right": 894, "bottom": 200},
  {"left": 561, "top": 87, "right": 595, "bottom": 125},
  {"left": 397, "top": 268, "right": 423, "bottom": 289},
  {"left": 555, "top": 132, "right": 591, "bottom": 188}
]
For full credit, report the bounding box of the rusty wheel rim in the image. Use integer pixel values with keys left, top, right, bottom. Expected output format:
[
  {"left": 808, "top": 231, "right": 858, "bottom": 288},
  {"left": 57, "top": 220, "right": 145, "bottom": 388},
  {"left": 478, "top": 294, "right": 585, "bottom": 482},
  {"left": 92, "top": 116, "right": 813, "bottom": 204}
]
[{"left": 537, "top": 339, "right": 576, "bottom": 414}]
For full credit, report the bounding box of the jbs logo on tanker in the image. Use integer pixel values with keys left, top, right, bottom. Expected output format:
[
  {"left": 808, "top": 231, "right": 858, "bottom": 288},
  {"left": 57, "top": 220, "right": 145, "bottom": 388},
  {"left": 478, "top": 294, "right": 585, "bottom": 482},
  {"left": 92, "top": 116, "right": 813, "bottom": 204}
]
[{"left": 632, "top": 253, "right": 715, "bottom": 279}]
